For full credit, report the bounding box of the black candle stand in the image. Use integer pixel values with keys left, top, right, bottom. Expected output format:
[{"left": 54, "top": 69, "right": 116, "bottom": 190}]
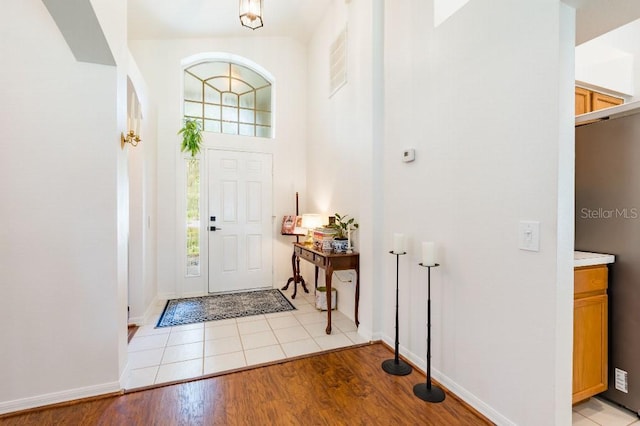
[
  {"left": 382, "top": 251, "right": 413, "bottom": 376},
  {"left": 414, "top": 263, "right": 445, "bottom": 403}
]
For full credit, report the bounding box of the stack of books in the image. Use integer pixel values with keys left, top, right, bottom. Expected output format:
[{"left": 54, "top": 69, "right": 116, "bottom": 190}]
[{"left": 312, "top": 227, "right": 337, "bottom": 251}]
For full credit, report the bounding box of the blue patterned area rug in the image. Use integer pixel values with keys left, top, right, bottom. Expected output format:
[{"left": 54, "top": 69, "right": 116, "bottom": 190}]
[{"left": 156, "top": 289, "right": 296, "bottom": 328}]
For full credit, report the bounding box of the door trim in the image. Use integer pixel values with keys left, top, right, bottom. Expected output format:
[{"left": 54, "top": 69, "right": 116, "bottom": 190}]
[{"left": 174, "top": 133, "right": 276, "bottom": 299}]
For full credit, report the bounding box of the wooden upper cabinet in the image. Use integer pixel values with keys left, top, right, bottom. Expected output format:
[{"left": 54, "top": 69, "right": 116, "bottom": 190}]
[
  {"left": 575, "top": 87, "right": 592, "bottom": 115},
  {"left": 592, "top": 92, "right": 624, "bottom": 111},
  {"left": 575, "top": 86, "right": 623, "bottom": 115}
]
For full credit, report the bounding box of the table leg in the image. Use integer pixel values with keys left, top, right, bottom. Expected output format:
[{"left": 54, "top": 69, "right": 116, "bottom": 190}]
[
  {"left": 314, "top": 266, "right": 319, "bottom": 290},
  {"left": 292, "top": 252, "right": 299, "bottom": 299},
  {"left": 297, "top": 256, "right": 309, "bottom": 293},
  {"left": 325, "top": 264, "right": 333, "bottom": 334},
  {"left": 282, "top": 251, "right": 297, "bottom": 292},
  {"left": 354, "top": 258, "right": 360, "bottom": 327}
]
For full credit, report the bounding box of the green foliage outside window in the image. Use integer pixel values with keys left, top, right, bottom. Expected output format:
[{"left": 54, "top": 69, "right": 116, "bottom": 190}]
[{"left": 186, "top": 159, "right": 200, "bottom": 275}]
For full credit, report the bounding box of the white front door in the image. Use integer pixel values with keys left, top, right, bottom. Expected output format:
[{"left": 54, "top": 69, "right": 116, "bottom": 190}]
[{"left": 207, "top": 150, "right": 273, "bottom": 293}]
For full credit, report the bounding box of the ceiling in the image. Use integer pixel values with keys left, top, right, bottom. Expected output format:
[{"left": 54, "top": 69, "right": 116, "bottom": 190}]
[
  {"left": 562, "top": 0, "right": 640, "bottom": 44},
  {"left": 129, "top": 0, "right": 640, "bottom": 46},
  {"left": 128, "top": 0, "right": 334, "bottom": 42}
]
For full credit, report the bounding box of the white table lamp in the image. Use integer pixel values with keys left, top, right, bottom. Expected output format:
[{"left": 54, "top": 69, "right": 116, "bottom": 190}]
[{"left": 301, "top": 214, "right": 322, "bottom": 244}]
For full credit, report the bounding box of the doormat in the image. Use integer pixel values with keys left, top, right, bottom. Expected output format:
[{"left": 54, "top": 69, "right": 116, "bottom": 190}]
[{"left": 156, "top": 289, "right": 296, "bottom": 328}]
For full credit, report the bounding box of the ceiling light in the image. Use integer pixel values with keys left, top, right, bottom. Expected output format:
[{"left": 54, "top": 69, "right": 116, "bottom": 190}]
[{"left": 239, "top": 0, "right": 263, "bottom": 30}]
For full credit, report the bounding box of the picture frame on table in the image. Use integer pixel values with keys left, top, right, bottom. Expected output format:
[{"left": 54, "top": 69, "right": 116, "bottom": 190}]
[{"left": 281, "top": 215, "right": 304, "bottom": 235}]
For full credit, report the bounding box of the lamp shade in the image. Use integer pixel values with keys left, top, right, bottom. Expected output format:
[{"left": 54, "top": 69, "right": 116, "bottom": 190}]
[
  {"left": 239, "top": 0, "right": 263, "bottom": 30},
  {"left": 301, "top": 214, "right": 322, "bottom": 230}
]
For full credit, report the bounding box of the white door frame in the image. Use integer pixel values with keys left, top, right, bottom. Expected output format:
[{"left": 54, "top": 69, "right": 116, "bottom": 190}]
[{"left": 175, "top": 134, "right": 276, "bottom": 298}]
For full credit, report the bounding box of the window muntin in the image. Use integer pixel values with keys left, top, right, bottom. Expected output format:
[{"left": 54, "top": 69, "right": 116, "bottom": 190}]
[{"left": 184, "top": 62, "right": 272, "bottom": 138}]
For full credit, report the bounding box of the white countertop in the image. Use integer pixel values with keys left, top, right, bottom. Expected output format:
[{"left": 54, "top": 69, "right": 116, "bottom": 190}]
[
  {"left": 574, "top": 251, "right": 615, "bottom": 267},
  {"left": 576, "top": 100, "right": 640, "bottom": 125}
]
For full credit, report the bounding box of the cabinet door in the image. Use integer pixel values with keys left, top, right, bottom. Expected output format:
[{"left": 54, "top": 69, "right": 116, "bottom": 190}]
[
  {"left": 575, "top": 87, "right": 592, "bottom": 115},
  {"left": 573, "top": 294, "right": 608, "bottom": 404},
  {"left": 592, "top": 92, "right": 623, "bottom": 112}
]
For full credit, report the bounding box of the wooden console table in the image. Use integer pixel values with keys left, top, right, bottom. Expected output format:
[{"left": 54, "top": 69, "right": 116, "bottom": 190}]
[{"left": 293, "top": 243, "right": 360, "bottom": 334}]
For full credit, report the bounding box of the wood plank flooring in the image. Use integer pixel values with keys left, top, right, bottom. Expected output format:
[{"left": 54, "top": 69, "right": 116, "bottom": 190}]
[
  {"left": 127, "top": 325, "right": 139, "bottom": 343},
  {"left": 2, "top": 343, "right": 492, "bottom": 425}
]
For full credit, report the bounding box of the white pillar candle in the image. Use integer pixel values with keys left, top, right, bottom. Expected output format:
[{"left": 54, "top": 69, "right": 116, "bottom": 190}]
[
  {"left": 393, "top": 233, "right": 405, "bottom": 254},
  {"left": 422, "top": 242, "right": 437, "bottom": 266},
  {"left": 347, "top": 228, "right": 351, "bottom": 248}
]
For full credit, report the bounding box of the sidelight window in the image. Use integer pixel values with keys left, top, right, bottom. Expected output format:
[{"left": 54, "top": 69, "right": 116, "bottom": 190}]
[{"left": 185, "top": 158, "right": 200, "bottom": 276}]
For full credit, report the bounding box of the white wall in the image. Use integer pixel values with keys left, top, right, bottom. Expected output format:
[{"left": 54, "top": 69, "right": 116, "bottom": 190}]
[
  {"left": 384, "top": 1, "right": 574, "bottom": 424},
  {"left": 91, "top": 0, "right": 130, "bottom": 392},
  {"left": 308, "top": 0, "right": 575, "bottom": 424},
  {"left": 305, "top": 0, "right": 377, "bottom": 331},
  {"left": 127, "top": 53, "right": 158, "bottom": 325},
  {"left": 129, "top": 37, "right": 308, "bottom": 298},
  {"left": 0, "top": 0, "right": 128, "bottom": 413}
]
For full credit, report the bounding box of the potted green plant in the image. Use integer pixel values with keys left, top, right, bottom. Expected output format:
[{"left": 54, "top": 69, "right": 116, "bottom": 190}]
[
  {"left": 178, "top": 118, "right": 203, "bottom": 157},
  {"left": 329, "top": 213, "right": 359, "bottom": 253}
]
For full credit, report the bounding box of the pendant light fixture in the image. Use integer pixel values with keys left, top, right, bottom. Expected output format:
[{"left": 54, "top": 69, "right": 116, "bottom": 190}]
[{"left": 239, "top": 0, "right": 263, "bottom": 30}]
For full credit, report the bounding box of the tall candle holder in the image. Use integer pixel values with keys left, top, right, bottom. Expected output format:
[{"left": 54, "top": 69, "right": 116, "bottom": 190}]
[
  {"left": 414, "top": 262, "right": 445, "bottom": 402},
  {"left": 382, "top": 251, "right": 412, "bottom": 376}
]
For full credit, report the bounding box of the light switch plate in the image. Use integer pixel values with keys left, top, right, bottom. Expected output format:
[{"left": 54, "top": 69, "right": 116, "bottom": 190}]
[{"left": 518, "top": 221, "right": 540, "bottom": 251}]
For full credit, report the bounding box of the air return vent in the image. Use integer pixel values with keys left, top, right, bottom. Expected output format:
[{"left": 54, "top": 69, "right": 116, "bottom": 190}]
[{"left": 329, "top": 27, "right": 348, "bottom": 97}]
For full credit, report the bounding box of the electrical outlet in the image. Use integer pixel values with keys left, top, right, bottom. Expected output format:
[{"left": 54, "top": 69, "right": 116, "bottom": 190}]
[
  {"left": 402, "top": 148, "right": 415, "bottom": 162},
  {"left": 615, "top": 368, "right": 629, "bottom": 393}
]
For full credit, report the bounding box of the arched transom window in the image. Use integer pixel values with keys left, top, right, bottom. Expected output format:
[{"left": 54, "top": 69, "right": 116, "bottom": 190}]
[{"left": 183, "top": 61, "right": 272, "bottom": 138}]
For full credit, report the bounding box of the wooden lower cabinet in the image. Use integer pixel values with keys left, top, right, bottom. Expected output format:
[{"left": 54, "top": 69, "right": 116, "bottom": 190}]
[{"left": 573, "top": 265, "right": 608, "bottom": 404}]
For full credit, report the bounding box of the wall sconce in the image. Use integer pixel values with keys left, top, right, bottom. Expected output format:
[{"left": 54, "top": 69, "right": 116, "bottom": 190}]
[
  {"left": 121, "top": 130, "right": 141, "bottom": 148},
  {"left": 239, "top": 0, "right": 263, "bottom": 30},
  {"left": 121, "top": 95, "right": 142, "bottom": 148}
]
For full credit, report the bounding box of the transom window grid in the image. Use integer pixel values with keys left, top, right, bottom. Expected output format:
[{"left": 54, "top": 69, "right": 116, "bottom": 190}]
[{"left": 184, "top": 62, "right": 272, "bottom": 138}]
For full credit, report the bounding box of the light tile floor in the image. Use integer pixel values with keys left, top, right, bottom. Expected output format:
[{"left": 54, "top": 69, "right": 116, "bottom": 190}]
[
  {"left": 573, "top": 397, "right": 640, "bottom": 426},
  {"left": 125, "top": 290, "right": 368, "bottom": 390}
]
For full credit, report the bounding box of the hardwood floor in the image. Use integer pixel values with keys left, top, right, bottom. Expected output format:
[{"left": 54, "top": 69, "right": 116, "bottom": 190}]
[
  {"left": 127, "top": 325, "right": 139, "bottom": 343},
  {"left": 2, "top": 343, "right": 492, "bottom": 425}
]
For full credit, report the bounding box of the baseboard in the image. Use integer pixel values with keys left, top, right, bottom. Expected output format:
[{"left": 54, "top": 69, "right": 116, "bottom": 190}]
[
  {"left": 128, "top": 295, "right": 165, "bottom": 326},
  {"left": 434, "top": 371, "right": 515, "bottom": 426},
  {"left": 356, "top": 324, "right": 375, "bottom": 342},
  {"left": 128, "top": 315, "right": 145, "bottom": 326},
  {"left": 379, "top": 332, "right": 514, "bottom": 426},
  {"left": 0, "top": 381, "right": 121, "bottom": 416},
  {"left": 120, "top": 358, "right": 131, "bottom": 390},
  {"left": 157, "top": 292, "right": 176, "bottom": 301},
  {"left": 143, "top": 295, "right": 163, "bottom": 325},
  {"left": 369, "top": 330, "right": 383, "bottom": 341},
  {"left": 180, "top": 290, "right": 208, "bottom": 298}
]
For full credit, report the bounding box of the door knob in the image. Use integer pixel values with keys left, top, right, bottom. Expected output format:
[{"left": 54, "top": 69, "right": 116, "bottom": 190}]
[{"left": 210, "top": 226, "right": 222, "bottom": 231}]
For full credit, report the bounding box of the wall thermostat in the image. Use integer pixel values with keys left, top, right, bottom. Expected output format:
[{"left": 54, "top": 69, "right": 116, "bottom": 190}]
[{"left": 402, "top": 148, "right": 415, "bottom": 163}]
